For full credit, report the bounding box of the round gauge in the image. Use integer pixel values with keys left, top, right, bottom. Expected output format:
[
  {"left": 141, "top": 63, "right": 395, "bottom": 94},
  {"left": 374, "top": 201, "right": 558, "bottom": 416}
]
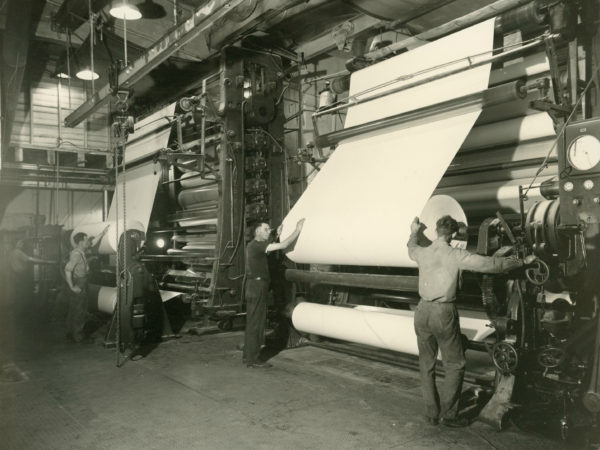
[
  {"left": 563, "top": 181, "right": 574, "bottom": 192},
  {"left": 584, "top": 179, "right": 595, "bottom": 190},
  {"left": 568, "top": 134, "right": 600, "bottom": 171}
]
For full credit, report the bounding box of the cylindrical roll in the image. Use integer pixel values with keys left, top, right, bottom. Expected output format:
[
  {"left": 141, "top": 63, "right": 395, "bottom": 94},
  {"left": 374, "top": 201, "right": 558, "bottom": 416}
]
[
  {"left": 71, "top": 220, "right": 144, "bottom": 254},
  {"left": 419, "top": 195, "right": 467, "bottom": 242},
  {"left": 177, "top": 185, "right": 219, "bottom": 209},
  {"left": 178, "top": 218, "right": 218, "bottom": 227},
  {"left": 179, "top": 172, "right": 219, "bottom": 189},
  {"left": 437, "top": 177, "right": 544, "bottom": 216},
  {"left": 489, "top": 52, "right": 550, "bottom": 86},
  {"left": 462, "top": 112, "right": 555, "bottom": 151},
  {"left": 98, "top": 286, "right": 117, "bottom": 314},
  {"left": 291, "top": 303, "right": 493, "bottom": 356}
]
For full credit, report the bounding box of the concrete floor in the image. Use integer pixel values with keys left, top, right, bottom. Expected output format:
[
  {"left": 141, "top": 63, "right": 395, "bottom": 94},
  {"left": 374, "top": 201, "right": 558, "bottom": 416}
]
[{"left": 0, "top": 308, "right": 571, "bottom": 449}]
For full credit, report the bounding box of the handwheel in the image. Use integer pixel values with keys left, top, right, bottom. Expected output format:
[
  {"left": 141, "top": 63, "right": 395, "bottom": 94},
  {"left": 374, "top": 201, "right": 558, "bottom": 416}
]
[
  {"left": 525, "top": 259, "right": 550, "bottom": 285},
  {"left": 492, "top": 341, "right": 519, "bottom": 374}
]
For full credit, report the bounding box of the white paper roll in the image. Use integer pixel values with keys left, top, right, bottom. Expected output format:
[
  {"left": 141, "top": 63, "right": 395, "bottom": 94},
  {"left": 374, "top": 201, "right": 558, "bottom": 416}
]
[
  {"left": 462, "top": 113, "right": 555, "bottom": 151},
  {"left": 280, "top": 20, "right": 496, "bottom": 267},
  {"left": 292, "top": 302, "right": 493, "bottom": 357},
  {"left": 98, "top": 286, "right": 117, "bottom": 314},
  {"left": 71, "top": 219, "right": 144, "bottom": 254}
]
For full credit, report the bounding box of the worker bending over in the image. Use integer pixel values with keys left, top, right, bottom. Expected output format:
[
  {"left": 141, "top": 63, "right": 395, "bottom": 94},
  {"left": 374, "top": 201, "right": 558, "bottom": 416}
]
[{"left": 407, "top": 215, "right": 533, "bottom": 427}]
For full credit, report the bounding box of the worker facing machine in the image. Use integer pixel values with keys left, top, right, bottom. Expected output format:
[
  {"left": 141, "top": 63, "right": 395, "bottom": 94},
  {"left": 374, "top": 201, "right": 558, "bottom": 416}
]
[
  {"left": 281, "top": 0, "right": 600, "bottom": 442},
  {"left": 60, "top": 0, "right": 600, "bottom": 442},
  {"left": 408, "top": 215, "right": 535, "bottom": 427},
  {"left": 243, "top": 219, "right": 304, "bottom": 368}
]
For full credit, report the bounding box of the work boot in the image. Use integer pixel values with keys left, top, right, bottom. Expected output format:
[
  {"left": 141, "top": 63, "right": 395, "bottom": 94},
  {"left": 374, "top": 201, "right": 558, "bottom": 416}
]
[
  {"left": 440, "top": 416, "right": 470, "bottom": 428},
  {"left": 246, "top": 361, "right": 273, "bottom": 369}
]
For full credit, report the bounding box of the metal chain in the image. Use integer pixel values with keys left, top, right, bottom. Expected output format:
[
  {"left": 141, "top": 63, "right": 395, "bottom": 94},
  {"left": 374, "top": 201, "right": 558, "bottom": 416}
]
[{"left": 114, "top": 125, "right": 121, "bottom": 367}]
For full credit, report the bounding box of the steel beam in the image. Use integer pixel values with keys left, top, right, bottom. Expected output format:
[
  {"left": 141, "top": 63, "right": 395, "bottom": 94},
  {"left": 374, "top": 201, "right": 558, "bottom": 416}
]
[
  {"left": 64, "top": 0, "right": 303, "bottom": 128},
  {"left": 295, "top": 14, "right": 383, "bottom": 62},
  {"left": 64, "top": 0, "right": 247, "bottom": 128}
]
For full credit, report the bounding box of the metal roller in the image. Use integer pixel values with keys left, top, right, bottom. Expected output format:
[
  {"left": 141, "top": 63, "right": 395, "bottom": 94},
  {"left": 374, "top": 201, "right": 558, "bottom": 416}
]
[
  {"left": 525, "top": 199, "right": 561, "bottom": 256},
  {"left": 178, "top": 185, "right": 219, "bottom": 209},
  {"left": 440, "top": 163, "right": 558, "bottom": 191},
  {"left": 178, "top": 218, "right": 219, "bottom": 227},
  {"left": 494, "top": 0, "right": 546, "bottom": 35},
  {"left": 489, "top": 52, "right": 550, "bottom": 86},
  {"left": 462, "top": 112, "right": 555, "bottom": 151},
  {"left": 450, "top": 138, "right": 555, "bottom": 173},
  {"left": 436, "top": 177, "right": 544, "bottom": 217},
  {"left": 179, "top": 171, "right": 219, "bottom": 189},
  {"left": 476, "top": 83, "right": 545, "bottom": 125}
]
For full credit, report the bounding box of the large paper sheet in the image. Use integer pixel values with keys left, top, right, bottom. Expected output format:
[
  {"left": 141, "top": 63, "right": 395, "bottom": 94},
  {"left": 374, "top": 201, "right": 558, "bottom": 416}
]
[
  {"left": 125, "top": 103, "right": 176, "bottom": 164},
  {"left": 107, "top": 161, "right": 161, "bottom": 231},
  {"left": 281, "top": 19, "right": 496, "bottom": 267},
  {"left": 73, "top": 162, "right": 161, "bottom": 254}
]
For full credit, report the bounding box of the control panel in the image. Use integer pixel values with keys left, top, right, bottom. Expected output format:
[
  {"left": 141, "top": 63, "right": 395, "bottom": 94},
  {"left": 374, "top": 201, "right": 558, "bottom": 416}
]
[{"left": 558, "top": 118, "right": 600, "bottom": 225}]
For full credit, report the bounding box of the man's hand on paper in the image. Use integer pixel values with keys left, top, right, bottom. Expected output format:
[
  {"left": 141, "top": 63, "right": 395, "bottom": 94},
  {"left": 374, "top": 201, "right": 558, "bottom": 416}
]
[{"left": 411, "top": 217, "right": 421, "bottom": 234}]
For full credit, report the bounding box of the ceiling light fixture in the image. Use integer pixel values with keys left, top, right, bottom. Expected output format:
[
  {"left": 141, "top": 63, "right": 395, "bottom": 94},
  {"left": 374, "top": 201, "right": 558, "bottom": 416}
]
[
  {"left": 76, "top": 68, "right": 100, "bottom": 81},
  {"left": 109, "top": 1, "right": 142, "bottom": 20}
]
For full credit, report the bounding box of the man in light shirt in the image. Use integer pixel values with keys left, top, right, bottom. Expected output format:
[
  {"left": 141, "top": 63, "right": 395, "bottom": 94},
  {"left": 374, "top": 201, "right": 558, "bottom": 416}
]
[{"left": 408, "top": 215, "right": 534, "bottom": 427}]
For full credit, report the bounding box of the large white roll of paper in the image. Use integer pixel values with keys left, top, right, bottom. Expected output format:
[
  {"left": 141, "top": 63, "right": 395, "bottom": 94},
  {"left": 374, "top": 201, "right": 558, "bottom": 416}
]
[{"left": 292, "top": 303, "right": 493, "bottom": 357}]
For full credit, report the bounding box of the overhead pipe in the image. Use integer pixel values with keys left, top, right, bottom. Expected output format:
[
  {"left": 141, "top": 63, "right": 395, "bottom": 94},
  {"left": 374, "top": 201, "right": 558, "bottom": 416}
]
[
  {"left": 315, "top": 80, "right": 527, "bottom": 148},
  {"left": 362, "top": 0, "right": 540, "bottom": 63}
]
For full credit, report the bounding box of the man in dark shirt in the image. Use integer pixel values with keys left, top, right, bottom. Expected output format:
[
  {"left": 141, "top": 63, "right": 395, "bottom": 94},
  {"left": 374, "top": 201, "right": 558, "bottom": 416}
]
[
  {"left": 407, "top": 215, "right": 533, "bottom": 427},
  {"left": 244, "top": 218, "right": 304, "bottom": 368}
]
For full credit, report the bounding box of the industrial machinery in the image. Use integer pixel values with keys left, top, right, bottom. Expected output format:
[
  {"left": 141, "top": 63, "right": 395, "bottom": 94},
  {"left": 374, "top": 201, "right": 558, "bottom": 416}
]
[
  {"left": 274, "top": 0, "right": 600, "bottom": 441},
  {"left": 68, "top": 0, "right": 600, "bottom": 440},
  {"left": 133, "top": 47, "right": 289, "bottom": 331}
]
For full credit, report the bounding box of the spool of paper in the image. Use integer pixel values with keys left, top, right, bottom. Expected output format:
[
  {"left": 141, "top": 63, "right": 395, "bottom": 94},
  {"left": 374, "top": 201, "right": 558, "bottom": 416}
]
[
  {"left": 462, "top": 112, "right": 555, "bottom": 150},
  {"left": 98, "top": 286, "right": 117, "bottom": 314},
  {"left": 292, "top": 302, "right": 493, "bottom": 356},
  {"left": 96, "top": 286, "right": 182, "bottom": 314},
  {"left": 280, "top": 19, "right": 496, "bottom": 267}
]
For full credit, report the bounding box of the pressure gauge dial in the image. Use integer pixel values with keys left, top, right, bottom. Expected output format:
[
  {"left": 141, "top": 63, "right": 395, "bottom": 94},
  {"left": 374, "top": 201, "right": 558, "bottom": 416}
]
[{"left": 567, "top": 135, "right": 600, "bottom": 171}]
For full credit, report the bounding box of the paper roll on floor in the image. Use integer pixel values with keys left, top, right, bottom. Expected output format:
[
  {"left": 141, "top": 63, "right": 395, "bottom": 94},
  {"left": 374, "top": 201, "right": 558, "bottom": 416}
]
[
  {"left": 292, "top": 303, "right": 493, "bottom": 357},
  {"left": 280, "top": 20, "right": 496, "bottom": 267}
]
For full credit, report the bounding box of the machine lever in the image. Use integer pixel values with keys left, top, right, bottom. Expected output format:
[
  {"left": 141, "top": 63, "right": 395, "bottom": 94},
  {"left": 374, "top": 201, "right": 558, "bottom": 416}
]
[{"left": 495, "top": 212, "right": 517, "bottom": 245}]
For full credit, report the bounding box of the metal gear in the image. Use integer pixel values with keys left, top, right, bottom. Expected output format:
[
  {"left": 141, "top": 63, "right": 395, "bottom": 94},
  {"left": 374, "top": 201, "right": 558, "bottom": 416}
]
[{"left": 492, "top": 341, "right": 519, "bottom": 374}]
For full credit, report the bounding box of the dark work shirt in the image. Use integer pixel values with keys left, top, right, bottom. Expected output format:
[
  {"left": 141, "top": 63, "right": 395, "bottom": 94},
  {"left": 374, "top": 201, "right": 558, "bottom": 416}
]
[{"left": 246, "top": 240, "right": 270, "bottom": 282}]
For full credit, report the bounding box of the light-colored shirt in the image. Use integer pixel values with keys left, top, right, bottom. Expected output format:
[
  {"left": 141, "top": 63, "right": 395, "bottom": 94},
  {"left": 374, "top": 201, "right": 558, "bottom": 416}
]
[
  {"left": 10, "top": 248, "right": 29, "bottom": 274},
  {"left": 65, "top": 248, "right": 88, "bottom": 278},
  {"left": 407, "top": 233, "right": 522, "bottom": 302}
]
